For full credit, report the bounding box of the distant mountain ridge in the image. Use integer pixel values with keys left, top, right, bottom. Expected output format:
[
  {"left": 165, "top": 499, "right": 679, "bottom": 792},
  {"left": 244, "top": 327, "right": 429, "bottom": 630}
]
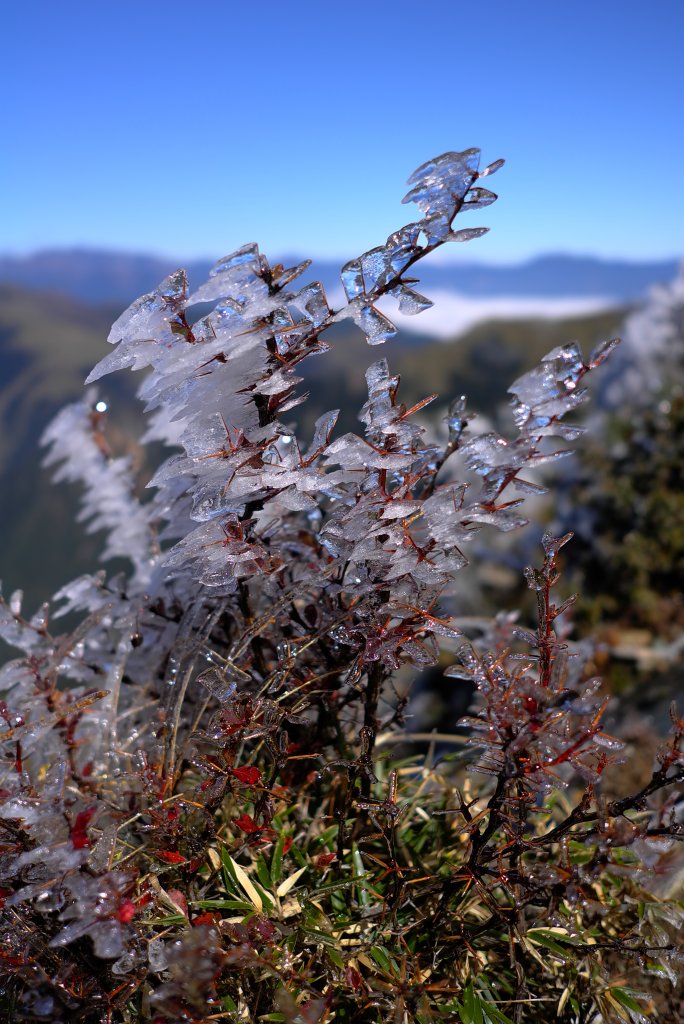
[{"left": 0, "top": 248, "right": 679, "bottom": 306}]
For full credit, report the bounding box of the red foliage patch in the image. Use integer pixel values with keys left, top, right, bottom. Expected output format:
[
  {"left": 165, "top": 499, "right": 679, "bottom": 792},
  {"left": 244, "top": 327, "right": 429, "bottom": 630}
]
[
  {"left": 116, "top": 899, "right": 137, "bottom": 923},
  {"left": 229, "top": 765, "right": 262, "bottom": 786},
  {"left": 70, "top": 806, "right": 98, "bottom": 849},
  {"left": 192, "top": 911, "right": 221, "bottom": 928},
  {"left": 155, "top": 850, "right": 187, "bottom": 864},
  {"left": 232, "top": 813, "right": 261, "bottom": 834}
]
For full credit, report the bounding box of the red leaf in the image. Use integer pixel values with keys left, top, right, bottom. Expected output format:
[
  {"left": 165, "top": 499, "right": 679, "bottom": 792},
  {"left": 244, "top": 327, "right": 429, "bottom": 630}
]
[
  {"left": 232, "top": 813, "right": 261, "bottom": 835},
  {"left": 229, "top": 766, "right": 262, "bottom": 786},
  {"left": 345, "top": 965, "right": 363, "bottom": 991},
  {"left": 315, "top": 852, "right": 336, "bottom": 868},
  {"left": 166, "top": 889, "right": 188, "bottom": 916},
  {"left": 71, "top": 806, "right": 97, "bottom": 849},
  {"left": 193, "top": 911, "right": 221, "bottom": 928},
  {"left": 282, "top": 836, "right": 293, "bottom": 854},
  {"left": 155, "top": 850, "right": 187, "bottom": 864},
  {"left": 249, "top": 915, "right": 277, "bottom": 943},
  {"left": 116, "top": 899, "right": 137, "bottom": 923}
]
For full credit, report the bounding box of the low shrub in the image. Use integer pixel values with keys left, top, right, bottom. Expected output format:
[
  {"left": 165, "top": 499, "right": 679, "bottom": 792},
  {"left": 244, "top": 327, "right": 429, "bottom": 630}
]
[{"left": 1, "top": 149, "right": 682, "bottom": 1023}]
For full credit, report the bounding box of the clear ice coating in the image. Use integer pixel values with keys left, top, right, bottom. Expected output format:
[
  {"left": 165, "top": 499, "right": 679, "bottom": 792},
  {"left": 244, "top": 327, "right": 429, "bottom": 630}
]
[
  {"left": 402, "top": 149, "right": 481, "bottom": 216},
  {"left": 185, "top": 244, "right": 262, "bottom": 305},
  {"left": 7, "top": 146, "right": 613, "bottom": 676},
  {"left": 0, "top": 148, "right": 631, "bottom": 1010},
  {"left": 391, "top": 283, "right": 434, "bottom": 315},
  {"left": 446, "top": 394, "right": 467, "bottom": 444},
  {"left": 346, "top": 300, "right": 398, "bottom": 345}
]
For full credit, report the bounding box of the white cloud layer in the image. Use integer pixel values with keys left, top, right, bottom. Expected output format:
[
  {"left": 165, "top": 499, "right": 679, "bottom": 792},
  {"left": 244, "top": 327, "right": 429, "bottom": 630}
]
[{"left": 381, "top": 291, "right": 619, "bottom": 340}]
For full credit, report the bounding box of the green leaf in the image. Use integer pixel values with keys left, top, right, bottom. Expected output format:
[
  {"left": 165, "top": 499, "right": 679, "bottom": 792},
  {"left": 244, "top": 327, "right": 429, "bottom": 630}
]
[
  {"left": 527, "top": 934, "right": 570, "bottom": 958},
  {"left": 255, "top": 855, "right": 273, "bottom": 891},
  {"left": 192, "top": 898, "right": 254, "bottom": 911},
  {"left": 270, "top": 832, "right": 286, "bottom": 886},
  {"left": 312, "top": 825, "right": 339, "bottom": 849},
  {"left": 482, "top": 1002, "right": 515, "bottom": 1024},
  {"left": 527, "top": 927, "right": 580, "bottom": 959},
  {"left": 330, "top": 890, "right": 347, "bottom": 915},
  {"left": 567, "top": 841, "right": 593, "bottom": 865},
  {"left": 327, "top": 946, "right": 345, "bottom": 969},
  {"left": 290, "top": 844, "right": 307, "bottom": 869},
  {"left": 462, "top": 983, "right": 483, "bottom": 1024},
  {"left": 307, "top": 872, "right": 370, "bottom": 897},
  {"left": 352, "top": 845, "right": 370, "bottom": 909},
  {"left": 456, "top": 1004, "right": 473, "bottom": 1024},
  {"left": 300, "top": 927, "right": 338, "bottom": 948},
  {"left": 146, "top": 914, "right": 187, "bottom": 926},
  {"left": 369, "top": 945, "right": 393, "bottom": 975},
  {"left": 221, "top": 845, "right": 241, "bottom": 897},
  {"left": 252, "top": 879, "right": 275, "bottom": 911},
  {"left": 611, "top": 988, "right": 646, "bottom": 1014}
]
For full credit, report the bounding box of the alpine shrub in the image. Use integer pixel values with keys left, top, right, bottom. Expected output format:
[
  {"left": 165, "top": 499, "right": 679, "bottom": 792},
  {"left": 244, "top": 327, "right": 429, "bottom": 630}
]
[{"left": 1, "top": 150, "right": 682, "bottom": 1024}]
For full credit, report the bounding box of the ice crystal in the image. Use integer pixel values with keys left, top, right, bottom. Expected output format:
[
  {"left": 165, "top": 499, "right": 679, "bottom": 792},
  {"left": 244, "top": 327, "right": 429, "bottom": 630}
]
[{"left": 42, "top": 396, "right": 154, "bottom": 589}]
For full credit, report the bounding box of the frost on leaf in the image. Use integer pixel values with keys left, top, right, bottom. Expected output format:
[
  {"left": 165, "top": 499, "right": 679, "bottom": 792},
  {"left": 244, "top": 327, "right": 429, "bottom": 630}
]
[
  {"left": 390, "top": 283, "right": 434, "bottom": 315},
  {"left": 402, "top": 148, "right": 481, "bottom": 217},
  {"left": 509, "top": 343, "right": 587, "bottom": 431},
  {"left": 336, "top": 148, "right": 503, "bottom": 344},
  {"left": 336, "top": 298, "right": 397, "bottom": 345},
  {"left": 41, "top": 396, "right": 154, "bottom": 590},
  {"left": 185, "top": 243, "right": 262, "bottom": 305},
  {"left": 87, "top": 269, "right": 189, "bottom": 382}
]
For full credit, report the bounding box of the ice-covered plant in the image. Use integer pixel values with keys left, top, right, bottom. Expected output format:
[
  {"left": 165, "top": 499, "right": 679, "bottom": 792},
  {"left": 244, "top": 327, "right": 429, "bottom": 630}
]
[
  {"left": 1, "top": 149, "right": 682, "bottom": 1024},
  {"left": 599, "top": 262, "right": 684, "bottom": 410},
  {"left": 562, "top": 265, "right": 684, "bottom": 641}
]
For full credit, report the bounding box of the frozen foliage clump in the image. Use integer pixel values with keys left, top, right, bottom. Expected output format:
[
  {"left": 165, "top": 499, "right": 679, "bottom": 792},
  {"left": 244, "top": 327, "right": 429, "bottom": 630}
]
[
  {"left": 1, "top": 150, "right": 683, "bottom": 1024},
  {"left": 598, "top": 261, "right": 684, "bottom": 410},
  {"left": 42, "top": 396, "right": 155, "bottom": 589},
  {"left": 559, "top": 264, "right": 684, "bottom": 642}
]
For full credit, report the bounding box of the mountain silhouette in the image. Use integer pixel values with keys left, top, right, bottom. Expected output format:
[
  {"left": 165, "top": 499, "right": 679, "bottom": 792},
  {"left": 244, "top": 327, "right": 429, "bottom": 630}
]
[{"left": 0, "top": 248, "right": 678, "bottom": 306}]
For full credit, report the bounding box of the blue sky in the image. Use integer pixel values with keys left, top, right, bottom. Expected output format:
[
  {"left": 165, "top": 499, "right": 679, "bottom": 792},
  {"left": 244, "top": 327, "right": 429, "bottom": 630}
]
[{"left": 4, "top": 0, "right": 683, "bottom": 264}]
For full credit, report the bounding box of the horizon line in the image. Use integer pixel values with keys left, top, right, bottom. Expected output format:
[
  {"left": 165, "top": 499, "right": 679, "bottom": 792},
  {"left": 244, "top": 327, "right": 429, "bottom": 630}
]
[{"left": 0, "top": 245, "right": 682, "bottom": 269}]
